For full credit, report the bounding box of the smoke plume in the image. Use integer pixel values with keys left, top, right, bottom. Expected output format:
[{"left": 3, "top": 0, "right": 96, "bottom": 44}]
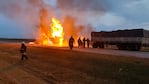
[
  {"left": 57, "top": 0, "right": 107, "bottom": 12},
  {"left": 57, "top": 0, "right": 108, "bottom": 39},
  {"left": 0, "top": 0, "right": 49, "bottom": 38},
  {"left": 0, "top": 0, "right": 108, "bottom": 40}
]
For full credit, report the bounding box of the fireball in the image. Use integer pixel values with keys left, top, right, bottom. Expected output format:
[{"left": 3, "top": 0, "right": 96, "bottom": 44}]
[
  {"left": 37, "top": 17, "right": 64, "bottom": 46},
  {"left": 51, "top": 17, "right": 64, "bottom": 46}
]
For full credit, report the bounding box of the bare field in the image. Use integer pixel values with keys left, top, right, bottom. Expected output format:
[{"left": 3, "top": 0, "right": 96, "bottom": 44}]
[{"left": 0, "top": 43, "right": 149, "bottom": 84}]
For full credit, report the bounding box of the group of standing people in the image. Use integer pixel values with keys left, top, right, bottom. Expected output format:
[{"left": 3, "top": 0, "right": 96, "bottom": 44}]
[
  {"left": 68, "top": 36, "right": 90, "bottom": 50},
  {"left": 78, "top": 37, "right": 90, "bottom": 48}
]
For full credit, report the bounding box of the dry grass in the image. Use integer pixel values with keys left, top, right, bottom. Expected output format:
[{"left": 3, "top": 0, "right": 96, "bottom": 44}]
[{"left": 0, "top": 43, "right": 149, "bottom": 84}]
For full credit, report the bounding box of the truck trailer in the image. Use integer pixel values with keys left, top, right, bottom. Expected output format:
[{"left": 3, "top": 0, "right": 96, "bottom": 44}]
[{"left": 91, "top": 29, "right": 149, "bottom": 51}]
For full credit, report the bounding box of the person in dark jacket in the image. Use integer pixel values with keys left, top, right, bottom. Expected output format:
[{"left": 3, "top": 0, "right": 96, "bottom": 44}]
[
  {"left": 83, "top": 37, "right": 86, "bottom": 48},
  {"left": 86, "top": 38, "right": 90, "bottom": 48},
  {"left": 69, "top": 36, "right": 75, "bottom": 50},
  {"left": 20, "top": 41, "right": 28, "bottom": 60},
  {"left": 77, "top": 37, "right": 82, "bottom": 48}
]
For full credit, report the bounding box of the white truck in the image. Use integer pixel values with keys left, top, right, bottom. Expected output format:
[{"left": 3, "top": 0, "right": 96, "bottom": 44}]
[{"left": 91, "top": 29, "right": 149, "bottom": 51}]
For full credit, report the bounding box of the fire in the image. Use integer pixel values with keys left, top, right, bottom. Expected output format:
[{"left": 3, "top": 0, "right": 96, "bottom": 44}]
[
  {"left": 51, "top": 17, "right": 64, "bottom": 46},
  {"left": 37, "top": 17, "right": 64, "bottom": 46}
]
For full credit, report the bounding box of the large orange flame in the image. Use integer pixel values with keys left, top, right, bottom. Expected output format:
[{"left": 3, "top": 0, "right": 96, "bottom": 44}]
[
  {"left": 37, "top": 17, "right": 64, "bottom": 46},
  {"left": 51, "top": 17, "right": 64, "bottom": 46}
]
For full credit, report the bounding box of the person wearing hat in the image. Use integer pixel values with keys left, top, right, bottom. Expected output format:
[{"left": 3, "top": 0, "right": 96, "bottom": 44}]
[{"left": 20, "top": 41, "right": 28, "bottom": 60}]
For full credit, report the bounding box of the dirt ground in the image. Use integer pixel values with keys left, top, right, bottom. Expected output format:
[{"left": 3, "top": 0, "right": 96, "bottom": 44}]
[{"left": 0, "top": 43, "right": 149, "bottom": 84}]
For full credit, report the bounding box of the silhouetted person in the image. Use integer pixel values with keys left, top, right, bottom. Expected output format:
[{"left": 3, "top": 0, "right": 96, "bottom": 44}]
[
  {"left": 20, "top": 41, "right": 28, "bottom": 60},
  {"left": 86, "top": 38, "right": 90, "bottom": 48},
  {"left": 77, "top": 37, "right": 82, "bottom": 48},
  {"left": 83, "top": 37, "right": 86, "bottom": 48},
  {"left": 69, "top": 36, "right": 75, "bottom": 50}
]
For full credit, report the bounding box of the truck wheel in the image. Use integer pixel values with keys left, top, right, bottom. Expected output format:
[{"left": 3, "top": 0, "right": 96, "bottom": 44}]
[
  {"left": 117, "top": 45, "right": 122, "bottom": 50},
  {"left": 93, "top": 43, "right": 98, "bottom": 48},
  {"left": 135, "top": 45, "right": 141, "bottom": 51},
  {"left": 132, "top": 45, "right": 141, "bottom": 51},
  {"left": 99, "top": 44, "right": 104, "bottom": 48},
  {"left": 117, "top": 45, "right": 127, "bottom": 50},
  {"left": 127, "top": 44, "right": 141, "bottom": 51}
]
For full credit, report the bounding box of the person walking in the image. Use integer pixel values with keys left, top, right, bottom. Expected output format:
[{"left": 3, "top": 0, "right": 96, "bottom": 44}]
[{"left": 20, "top": 41, "right": 28, "bottom": 61}]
